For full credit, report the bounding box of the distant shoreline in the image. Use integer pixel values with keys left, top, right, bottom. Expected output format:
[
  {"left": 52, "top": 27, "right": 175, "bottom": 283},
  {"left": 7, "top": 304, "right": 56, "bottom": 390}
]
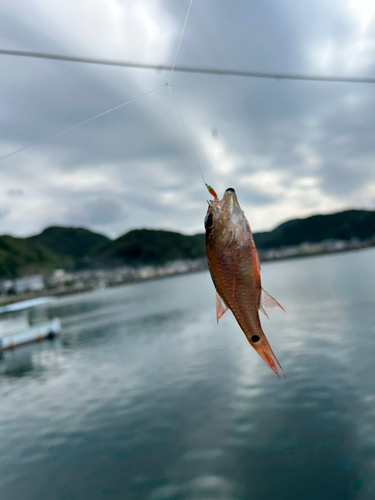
[
  {"left": 2, "top": 209, "right": 374, "bottom": 284},
  {"left": 0, "top": 266, "right": 208, "bottom": 308},
  {"left": 260, "top": 240, "right": 375, "bottom": 263},
  {"left": 1, "top": 244, "right": 373, "bottom": 308}
]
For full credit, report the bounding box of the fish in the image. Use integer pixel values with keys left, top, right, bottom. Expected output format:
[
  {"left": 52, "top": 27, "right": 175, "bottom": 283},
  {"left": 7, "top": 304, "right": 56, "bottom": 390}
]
[{"left": 205, "top": 187, "right": 285, "bottom": 377}]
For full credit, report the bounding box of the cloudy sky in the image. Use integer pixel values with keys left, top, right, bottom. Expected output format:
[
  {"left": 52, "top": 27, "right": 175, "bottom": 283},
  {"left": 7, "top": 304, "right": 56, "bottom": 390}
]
[{"left": 1, "top": 0, "right": 375, "bottom": 239}]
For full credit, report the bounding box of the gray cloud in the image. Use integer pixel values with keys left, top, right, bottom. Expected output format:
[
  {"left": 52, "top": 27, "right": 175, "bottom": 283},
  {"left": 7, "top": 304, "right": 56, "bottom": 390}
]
[
  {"left": 1, "top": 0, "right": 375, "bottom": 238},
  {"left": 7, "top": 189, "right": 24, "bottom": 196},
  {"left": 0, "top": 206, "right": 10, "bottom": 220},
  {"left": 65, "top": 198, "right": 126, "bottom": 228}
]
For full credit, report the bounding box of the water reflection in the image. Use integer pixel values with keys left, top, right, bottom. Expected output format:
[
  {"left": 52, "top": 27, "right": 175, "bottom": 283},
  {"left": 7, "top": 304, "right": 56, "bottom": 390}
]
[
  {"left": 0, "top": 340, "right": 63, "bottom": 379},
  {"left": 0, "top": 348, "right": 37, "bottom": 378},
  {"left": 229, "top": 356, "right": 362, "bottom": 499}
]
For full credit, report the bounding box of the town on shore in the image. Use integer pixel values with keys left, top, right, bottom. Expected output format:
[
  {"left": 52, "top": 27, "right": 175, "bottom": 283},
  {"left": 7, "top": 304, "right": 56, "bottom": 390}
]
[{"left": 1, "top": 236, "right": 373, "bottom": 307}]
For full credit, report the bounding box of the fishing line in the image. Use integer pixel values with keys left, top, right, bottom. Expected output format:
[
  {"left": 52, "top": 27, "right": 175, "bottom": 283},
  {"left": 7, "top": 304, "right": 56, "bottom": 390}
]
[
  {"left": 2, "top": 0, "right": 212, "bottom": 204},
  {"left": 0, "top": 85, "right": 164, "bottom": 163},
  {"left": 2, "top": 1, "right": 193, "bottom": 164},
  {"left": 166, "top": 0, "right": 215, "bottom": 198},
  {"left": 167, "top": 85, "right": 205, "bottom": 185},
  {"left": 167, "top": 86, "right": 217, "bottom": 198},
  {"left": 168, "top": 0, "right": 193, "bottom": 86}
]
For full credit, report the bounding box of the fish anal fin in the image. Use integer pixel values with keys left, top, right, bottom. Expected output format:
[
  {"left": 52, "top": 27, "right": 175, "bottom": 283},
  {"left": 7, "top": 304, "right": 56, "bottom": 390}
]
[
  {"left": 216, "top": 292, "right": 228, "bottom": 323},
  {"left": 260, "top": 289, "right": 285, "bottom": 312},
  {"left": 259, "top": 305, "right": 269, "bottom": 319}
]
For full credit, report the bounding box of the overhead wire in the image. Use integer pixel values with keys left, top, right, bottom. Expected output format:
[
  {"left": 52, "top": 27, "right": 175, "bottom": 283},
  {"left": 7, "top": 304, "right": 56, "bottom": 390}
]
[
  {"left": 0, "top": 0, "right": 195, "bottom": 164},
  {"left": 2, "top": 3, "right": 375, "bottom": 164},
  {"left": 2, "top": 48, "right": 375, "bottom": 84}
]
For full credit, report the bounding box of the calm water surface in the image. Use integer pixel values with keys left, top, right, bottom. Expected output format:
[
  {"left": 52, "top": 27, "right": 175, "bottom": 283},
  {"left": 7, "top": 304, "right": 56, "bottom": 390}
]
[{"left": 1, "top": 249, "right": 375, "bottom": 500}]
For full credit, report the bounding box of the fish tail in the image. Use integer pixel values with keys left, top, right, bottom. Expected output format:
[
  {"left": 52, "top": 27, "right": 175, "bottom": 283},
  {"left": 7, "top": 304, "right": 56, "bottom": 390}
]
[{"left": 253, "top": 335, "right": 285, "bottom": 378}]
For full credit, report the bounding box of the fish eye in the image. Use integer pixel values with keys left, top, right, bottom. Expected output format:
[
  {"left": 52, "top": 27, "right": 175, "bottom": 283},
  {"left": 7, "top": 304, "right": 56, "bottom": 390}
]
[
  {"left": 251, "top": 335, "right": 260, "bottom": 343},
  {"left": 205, "top": 214, "right": 213, "bottom": 230}
]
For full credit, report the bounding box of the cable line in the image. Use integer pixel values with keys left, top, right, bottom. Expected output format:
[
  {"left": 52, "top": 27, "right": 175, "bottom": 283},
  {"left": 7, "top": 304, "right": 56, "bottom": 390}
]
[{"left": 1, "top": 48, "right": 375, "bottom": 84}]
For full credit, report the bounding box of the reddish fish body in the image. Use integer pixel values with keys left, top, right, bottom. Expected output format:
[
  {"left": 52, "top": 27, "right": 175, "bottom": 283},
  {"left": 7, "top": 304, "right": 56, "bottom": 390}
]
[{"left": 205, "top": 187, "right": 284, "bottom": 377}]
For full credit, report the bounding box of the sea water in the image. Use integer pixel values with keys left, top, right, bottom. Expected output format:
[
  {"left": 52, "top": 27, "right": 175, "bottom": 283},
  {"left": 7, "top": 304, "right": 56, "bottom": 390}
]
[{"left": 1, "top": 248, "right": 375, "bottom": 500}]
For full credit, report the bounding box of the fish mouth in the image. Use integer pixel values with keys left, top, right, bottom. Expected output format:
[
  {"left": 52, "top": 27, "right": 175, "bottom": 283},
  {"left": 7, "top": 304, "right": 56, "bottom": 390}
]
[{"left": 222, "top": 187, "right": 241, "bottom": 215}]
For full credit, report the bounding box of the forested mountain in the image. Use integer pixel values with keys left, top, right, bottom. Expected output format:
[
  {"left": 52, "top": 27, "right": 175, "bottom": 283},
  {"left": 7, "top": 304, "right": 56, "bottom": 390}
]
[
  {"left": 0, "top": 209, "right": 374, "bottom": 278},
  {"left": 0, "top": 234, "right": 72, "bottom": 278},
  {"left": 26, "top": 226, "right": 110, "bottom": 260},
  {"left": 90, "top": 229, "right": 205, "bottom": 266},
  {"left": 253, "top": 210, "right": 375, "bottom": 249}
]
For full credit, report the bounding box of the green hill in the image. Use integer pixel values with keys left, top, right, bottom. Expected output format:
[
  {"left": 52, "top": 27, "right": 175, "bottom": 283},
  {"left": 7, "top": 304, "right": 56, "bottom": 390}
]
[
  {"left": 0, "top": 235, "right": 72, "bottom": 279},
  {"left": 0, "top": 226, "right": 110, "bottom": 278},
  {"left": 91, "top": 229, "right": 205, "bottom": 266},
  {"left": 90, "top": 209, "right": 375, "bottom": 266},
  {"left": 26, "top": 226, "right": 110, "bottom": 260},
  {"left": 253, "top": 210, "right": 375, "bottom": 249},
  {"left": 0, "top": 209, "right": 374, "bottom": 278}
]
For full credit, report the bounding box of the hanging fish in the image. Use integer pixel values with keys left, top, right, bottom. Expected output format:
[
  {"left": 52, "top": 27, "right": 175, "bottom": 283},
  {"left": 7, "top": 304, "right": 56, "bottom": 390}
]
[{"left": 205, "top": 185, "right": 285, "bottom": 377}]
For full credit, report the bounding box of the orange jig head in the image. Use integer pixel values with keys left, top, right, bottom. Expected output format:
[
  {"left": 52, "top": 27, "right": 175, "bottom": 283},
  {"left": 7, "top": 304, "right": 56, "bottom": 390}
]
[{"left": 205, "top": 183, "right": 218, "bottom": 201}]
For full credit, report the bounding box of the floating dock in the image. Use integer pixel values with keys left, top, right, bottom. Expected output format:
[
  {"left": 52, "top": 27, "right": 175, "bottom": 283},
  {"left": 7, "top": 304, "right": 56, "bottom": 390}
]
[{"left": 0, "top": 297, "right": 61, "bottom": 351}]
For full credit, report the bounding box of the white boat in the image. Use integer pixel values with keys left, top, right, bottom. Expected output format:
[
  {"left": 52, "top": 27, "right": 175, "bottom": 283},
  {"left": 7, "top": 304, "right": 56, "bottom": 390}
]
[{"left": 0, "top": 297, "right": 61, "bottom": 351}]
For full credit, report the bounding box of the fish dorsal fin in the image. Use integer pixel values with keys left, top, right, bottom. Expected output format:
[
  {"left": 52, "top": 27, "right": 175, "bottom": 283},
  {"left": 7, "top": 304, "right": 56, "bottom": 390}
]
[
  {"left": 249, "top": 233, "right": 261, "bottom": 282},
  {"left": 260, "top": 289, "right": 285, "bottom": 314},
  {"left": 252, "top": 245, "right": 261, "bottom": 275},
  {"left": 216, "top": 292, "right": 228, "bottom": 323}
]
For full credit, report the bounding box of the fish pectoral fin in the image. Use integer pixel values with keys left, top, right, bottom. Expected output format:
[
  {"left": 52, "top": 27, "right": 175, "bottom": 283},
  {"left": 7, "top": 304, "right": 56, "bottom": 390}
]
[
  {"left": 260, "top": 289, "right": 285, "bottom": 313},
  {"left": 216, "top": 292, "right": 228, "bottom": 323}
]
